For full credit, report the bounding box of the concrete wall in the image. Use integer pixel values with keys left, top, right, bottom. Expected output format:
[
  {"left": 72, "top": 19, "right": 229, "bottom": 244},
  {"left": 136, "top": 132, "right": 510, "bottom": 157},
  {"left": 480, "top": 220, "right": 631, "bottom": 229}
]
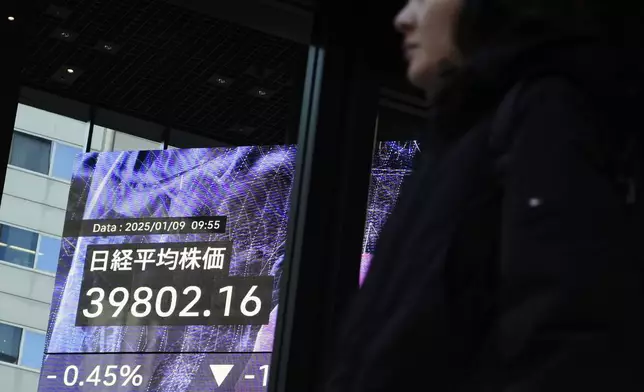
[
  {"left": 1, "top": 168, "right": 69, "bottom": 237},
  {"left": 0, "top": 263, "right": 54, "bottom": 330},
  {"left": 15, "top": 104, "right": 87, "bottom": 148},
  {"left": 113, "top": 131, "right": 163, "bottom": 151},
  {"left": 0, "top": 363, "right": 40, "bottom": 392}
]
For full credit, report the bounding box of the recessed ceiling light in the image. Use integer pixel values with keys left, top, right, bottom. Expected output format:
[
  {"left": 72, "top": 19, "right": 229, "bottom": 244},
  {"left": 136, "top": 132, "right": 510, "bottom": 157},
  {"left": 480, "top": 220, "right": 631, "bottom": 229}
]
[
  {"left": 249, "top": 87, "right": 273, "bottom": 99},
  {"left": 52, "top": 66, "right": 83, "bottom": 85},
  {"left": 95, "top": 41, "right": 120, "bottom": 54},
  {"left": 51, "top": 28, "right": 77, "bottom": 42},
  {"left": 207, "top": 74, "right": 234, "bottom": 87},
  {"left": 7, "top": 16, "right": 15, "bottom": 21}
]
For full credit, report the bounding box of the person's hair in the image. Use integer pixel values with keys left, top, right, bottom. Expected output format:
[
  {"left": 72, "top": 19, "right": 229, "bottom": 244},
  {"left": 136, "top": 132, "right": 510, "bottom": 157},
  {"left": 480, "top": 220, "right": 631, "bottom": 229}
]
[{"left": 456, "top": 0, "right": 644, "bottom": 56}]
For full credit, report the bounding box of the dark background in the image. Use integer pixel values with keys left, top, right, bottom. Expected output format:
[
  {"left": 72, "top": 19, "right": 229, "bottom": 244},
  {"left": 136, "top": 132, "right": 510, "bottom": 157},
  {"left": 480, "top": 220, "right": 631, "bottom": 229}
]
[{"left": 15, "top": 0, "right": 425, "bottom": 146}]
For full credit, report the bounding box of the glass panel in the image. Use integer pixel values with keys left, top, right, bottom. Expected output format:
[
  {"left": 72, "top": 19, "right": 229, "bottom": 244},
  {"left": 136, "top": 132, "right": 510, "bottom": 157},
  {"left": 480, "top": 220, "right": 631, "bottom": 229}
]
[
  {"left": 0, "top": 224, "right": 39, "bottom": 268},
  {"left": 18, "top": 1, "right": 313, "bottom": 391},
  {"left": 19, "top": 330, "right": 46, "bottom": 369},
  {"left": 360, "top": 140, "right": 420, "bottom": 285},
  {"left": 0, "top": 323, "right": 22, "bottom": 364},
  {"left": 9, "top": 131, "right": 51, "bottom": 175},
  {"left": 37, "top": 236, "right": 62, "bottom": 274},
  {"left": 51, "top": 142, "right": 83, "bottom": 181}
]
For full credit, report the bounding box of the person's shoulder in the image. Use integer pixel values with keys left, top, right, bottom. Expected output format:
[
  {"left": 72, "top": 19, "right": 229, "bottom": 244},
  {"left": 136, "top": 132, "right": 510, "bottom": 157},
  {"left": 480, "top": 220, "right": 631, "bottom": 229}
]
[
  {"left": 489, "top": 75, "right": 601, "bottom": 158},
  {"left": 506, "top": 75, "right": 599, "bottom": 141},
  {"left": 491, "top": 76, "right": 592, "bottom": 144},
  {"left": 513, "top": 76, "right": 590, "bottom": 115}
]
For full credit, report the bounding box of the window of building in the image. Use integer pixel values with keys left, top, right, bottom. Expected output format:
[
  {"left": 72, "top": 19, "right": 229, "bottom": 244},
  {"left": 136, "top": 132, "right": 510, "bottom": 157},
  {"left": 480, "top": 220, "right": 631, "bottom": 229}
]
[
  {"left": 9, "top": 132, "right": 51, "bottom": 175},
  {"left": 0, "top": 224, "right": 62, "bottom": 274},
  {"left": 51, "top": 142, "right": 83, "bottom": 181},
  {"left": 36, "top": 235, "right": 62, "bottom": 274},
  {"left": 19, "top": 330, "right": 46, "bottom": 369},
  {"left": 0, "top": 224, "right": 39, "bottom": 268},
  {"left": 0, "top": 324, "right": 46, "bottom": 369},
  {"left": 0, "top": 323, "right": 22, "bottom": 365},
  {"left": 9, "top": 131, "right": 83, "bottom": 181}
]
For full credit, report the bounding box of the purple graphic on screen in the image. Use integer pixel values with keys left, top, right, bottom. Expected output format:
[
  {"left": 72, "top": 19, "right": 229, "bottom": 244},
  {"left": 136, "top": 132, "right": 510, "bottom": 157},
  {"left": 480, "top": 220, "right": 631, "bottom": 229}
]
[
  {"left": 360, "top": 141, "right": 419, "bottom": 285},
  {"left": 41, "top": 146, "right": 296, "bottom": 391}
]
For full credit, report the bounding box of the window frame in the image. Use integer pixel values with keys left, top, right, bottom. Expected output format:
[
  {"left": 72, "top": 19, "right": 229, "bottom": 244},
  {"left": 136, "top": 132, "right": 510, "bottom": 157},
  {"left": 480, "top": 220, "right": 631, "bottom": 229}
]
[
  {"left": 0, "top": 321, "right": 47, "bottom": 371},
  {"left": 49, "top": 140, "right": 83, "bottom": 181},
  {"left": 9, "top": 129, "right": 83, "bottom": 183},
  {"left": 50, "top": 140, "right": 59, "bottom": 177},
  {"left": 34, "top": 234, "right": 62, "bottom": 274},
  {"left": 0, "top": 321, "right": 23, "bottom": 366},
  {"left": 19, "top": 328, "right": 47, "bottom": 370},
  {"left": 0, "top": 221, "right": 60, "bottom": 276},
  {"left": 8, "top": 130, "right": 52, "bottom": 176},
  {"left": 0, "top": 222, "right": 39, "bottom": 269}
]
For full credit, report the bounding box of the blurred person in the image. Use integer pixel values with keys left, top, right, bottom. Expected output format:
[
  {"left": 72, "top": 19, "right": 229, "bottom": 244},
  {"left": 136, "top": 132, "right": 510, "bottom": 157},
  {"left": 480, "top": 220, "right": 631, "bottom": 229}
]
[{"left": 326, "top": 0, "right": 644, "bottom": 390}]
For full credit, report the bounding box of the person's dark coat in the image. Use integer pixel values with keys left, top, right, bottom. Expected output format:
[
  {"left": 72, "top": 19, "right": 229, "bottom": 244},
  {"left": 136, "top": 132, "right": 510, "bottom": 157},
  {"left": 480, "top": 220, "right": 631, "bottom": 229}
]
[{"left": 326, "top": 38, "right": 644, "bottom": 391}]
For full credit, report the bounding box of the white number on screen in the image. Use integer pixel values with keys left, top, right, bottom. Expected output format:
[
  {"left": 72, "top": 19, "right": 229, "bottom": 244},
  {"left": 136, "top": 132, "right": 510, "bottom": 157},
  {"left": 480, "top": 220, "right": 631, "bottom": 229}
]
[
  {"left": 155, "top": 287, "right": 178, "bottom": 318},
  {"left": 219, "top": 286, "right": 233, "bottom": 316},
  {"left": 87, "top": 365, "right": 101, "bottom": 386},
  {"left": 131, "top": 287, "right": 153, "bottom": 317},
  {"left": 63, "top": 365, "right": 79, "bottom": 386},
  {"left": 104, "top": 365, "right": 118, "bottom": 387},
  {"left": 241, "top": 286, "right": 261, "bottom": 317},
  {"left": 178, "top": 286, "right": 201, "bottom": 317},
  {"left": 108, "top": 287, "right": 129, "bottom": 317},
  {"left": 260, "top": 365, "right": 270, "bottom": 387},
  {"left": 82, "top": 286, "right": 207, "bottom": 319},
  {"left": 83, "top": 288, "right": 105, "bottom": 318},
  {"left": 218, "top": 285, "right": 262, "bottom": 317}
]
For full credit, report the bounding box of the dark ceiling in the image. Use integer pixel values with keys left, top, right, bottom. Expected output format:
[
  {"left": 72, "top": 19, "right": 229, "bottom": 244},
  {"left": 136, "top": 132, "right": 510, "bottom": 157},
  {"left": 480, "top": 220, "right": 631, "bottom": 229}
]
[
  {"left": 19, "top": 0, "right": 425, "bottom": 146},
  {"left": 20, "top": 0, "right": 311, "bottom": 145}
]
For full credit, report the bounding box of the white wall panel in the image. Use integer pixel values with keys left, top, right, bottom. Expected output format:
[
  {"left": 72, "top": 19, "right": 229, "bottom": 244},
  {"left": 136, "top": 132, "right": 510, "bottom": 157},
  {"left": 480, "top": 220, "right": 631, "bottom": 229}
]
[
  {"left": 14, "top": 104, "right": 87, "bottom": 147},
  {"left": 0, "top": 263, "right": 54, "bottom": 305},
  {"left": 0, "top": 292, "right": 50, "bottom": 331},
  {"left": 0, "top": 195, "right": 65, "bottom": 237},
  {"left": 0, "top": 363, "right": 40, "bottom": 392},
  {"left": 113, "top": 131, "right": 163, "bottom": 151},
  {"left": 4, "top": 168, "right": 70, "bottom": 211}
]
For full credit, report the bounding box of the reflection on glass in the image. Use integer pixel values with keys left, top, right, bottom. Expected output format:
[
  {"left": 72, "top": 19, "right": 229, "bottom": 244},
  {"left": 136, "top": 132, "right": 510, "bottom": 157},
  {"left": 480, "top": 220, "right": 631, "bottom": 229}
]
[
  {"left": 19, "top": 330, "right": 46, "bottom": 369},
  {"left": 0, "top": 323, "right": 22, "bottom": 364},
  {"left": 9, "top": 132, "right": 51, "bottom": 175},
  {"left": 360, "top": 141, "right": 420, "bottom": 285},
  {"left": 37, "top": 236, "right": 62, "bottom": 274},
  {"left": 0, "top": 224, "right": 39, "bottom": 268},
  {"left": 52, "top": 143, "right": 83, "bottom": 181}
]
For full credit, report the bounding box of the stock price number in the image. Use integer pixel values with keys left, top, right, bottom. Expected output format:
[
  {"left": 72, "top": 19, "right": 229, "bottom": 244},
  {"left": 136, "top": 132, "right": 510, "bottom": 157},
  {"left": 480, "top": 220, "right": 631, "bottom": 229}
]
[{"left": 76, "top": 278, "right": 273, "bottom": 326}]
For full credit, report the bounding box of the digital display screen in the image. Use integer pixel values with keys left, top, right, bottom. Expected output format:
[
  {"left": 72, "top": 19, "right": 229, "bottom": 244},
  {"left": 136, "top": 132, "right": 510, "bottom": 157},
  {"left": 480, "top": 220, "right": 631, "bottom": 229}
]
[
  {"left": 360, "top": 141, "right": 419, "bottom": 285},
  {"left": 38, "top": 146, "right": 297, "bottom": 391}
]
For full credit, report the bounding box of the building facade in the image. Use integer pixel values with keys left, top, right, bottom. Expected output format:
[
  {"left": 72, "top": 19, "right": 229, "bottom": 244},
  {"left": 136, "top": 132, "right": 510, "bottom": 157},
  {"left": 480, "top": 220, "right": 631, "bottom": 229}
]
[{"left": 0, "top": 103, "right": 162, "bottom": 392}]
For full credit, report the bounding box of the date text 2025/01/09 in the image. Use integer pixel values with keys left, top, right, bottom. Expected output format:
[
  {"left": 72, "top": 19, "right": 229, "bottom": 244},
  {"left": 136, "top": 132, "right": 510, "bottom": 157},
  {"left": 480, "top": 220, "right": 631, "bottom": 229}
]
[{"left": 63, "top": 216, "right": 228, "bottom": 237}]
